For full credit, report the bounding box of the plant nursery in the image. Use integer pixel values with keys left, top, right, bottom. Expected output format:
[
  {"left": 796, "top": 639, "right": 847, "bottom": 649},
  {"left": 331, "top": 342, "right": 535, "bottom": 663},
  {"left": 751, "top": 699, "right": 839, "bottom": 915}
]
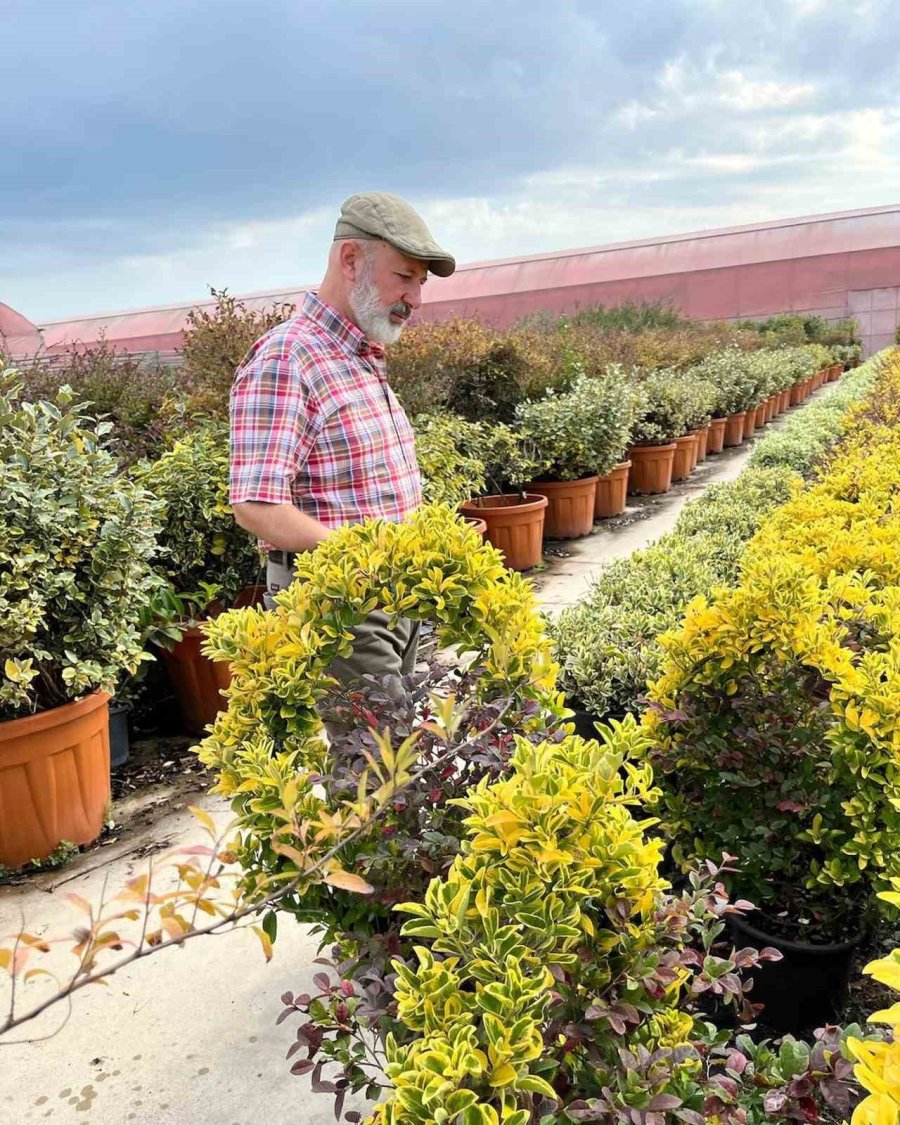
[{"left": 3, "top": 297, "right": 900, "bottom": 1125}]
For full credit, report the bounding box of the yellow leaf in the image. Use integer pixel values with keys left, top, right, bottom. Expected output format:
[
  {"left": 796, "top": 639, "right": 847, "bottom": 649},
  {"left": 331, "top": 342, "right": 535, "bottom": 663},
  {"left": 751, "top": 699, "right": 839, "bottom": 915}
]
[
  {"left": 324, "top": 869, "right": 374, "bottom": 894},
  {"left": 188, "top": 805, "right": 218, "bottom": 837},
  {"left": 252, "top": 925, "right": 274, "bottom": 962}
]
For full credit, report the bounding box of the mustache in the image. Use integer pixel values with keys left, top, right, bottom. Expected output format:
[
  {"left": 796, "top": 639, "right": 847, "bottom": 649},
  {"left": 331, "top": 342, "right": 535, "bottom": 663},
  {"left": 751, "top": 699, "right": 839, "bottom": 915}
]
[{"left": 390, "top": 302, "right": 412, "bottom": 319}]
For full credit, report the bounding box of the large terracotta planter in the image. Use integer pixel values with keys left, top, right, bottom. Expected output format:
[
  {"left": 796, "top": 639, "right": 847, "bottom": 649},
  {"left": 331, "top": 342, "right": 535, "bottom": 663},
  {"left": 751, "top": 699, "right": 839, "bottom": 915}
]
[
  {"left": 464, "top": 517, "right": 488, "bottom": 538},
  {"left": 458, "top": 493, "right": 547, "bottom": 571},
  {"left": 627, "top": 443, "right": 676, "bottom": 495},
  {"left": 754, "top": 403, "right": 766, "bottom": 429},
  {"left": 707, "top": 417, "right": 727, "bottom": 454},
  {"left": 789, "top": 383, "right": 803, "bottom": 407},
  {"left": 696, "top": 426, "right": 710, "bottom": 462},
  {"left": 527, "top": 475, "right": 599, "bottom": 539},
  {"left": 828, "top": 363, "right": 841, "bottom": 382},
  {"left": 594, "top": 460, "right": 631, "bottom": 519},
  {"left": 742, "top": 408, "right": 758, "bottom": 439},
  {"left": 671, "top": 434, "right": 697, "bottom": 482},
  {"left": 159, "top": 627, "right": 231, "bottom": 737},
  {"left": 0, "top": 691, "right": 111, "bottom": 868},
  {"left": 765, "top": 395, "right": 777, "bottom": 423},
  {"left": 724, "top": 412, "right": 746, "bottom": 447},
  {"left": 779, "top": 389, "right": 791, "bottom": 413}
]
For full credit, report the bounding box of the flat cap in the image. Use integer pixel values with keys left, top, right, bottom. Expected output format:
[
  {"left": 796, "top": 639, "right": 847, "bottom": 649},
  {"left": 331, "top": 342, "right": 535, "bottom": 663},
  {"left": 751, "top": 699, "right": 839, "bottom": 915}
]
[{"left": 334, "top": 191, "right": 456, "bottom": 277}]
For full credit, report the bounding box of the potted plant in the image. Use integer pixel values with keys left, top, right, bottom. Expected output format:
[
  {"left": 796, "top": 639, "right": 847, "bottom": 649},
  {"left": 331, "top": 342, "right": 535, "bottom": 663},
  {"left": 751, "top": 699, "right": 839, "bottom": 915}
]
[
  {"left": 517, "top": 374, "right": 637, "bottom": 534},
  {"left": 0, "top": 369, "right": 161, "bottom": 868},
  {"left": 626, "top": 368, "right": 692, "bottom": 493},
  {"left": 135, "top": 422, "right": 265, "bottom": 735},
  {"left": 457, "top": 421, "right": 547, "bottom": 570}
]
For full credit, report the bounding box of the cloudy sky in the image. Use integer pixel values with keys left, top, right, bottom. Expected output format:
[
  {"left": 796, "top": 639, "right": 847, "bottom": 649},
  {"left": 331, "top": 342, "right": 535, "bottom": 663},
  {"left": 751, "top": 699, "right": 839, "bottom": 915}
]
[{"left": 4, "top": 0, "right": 899, "bottom": 323}]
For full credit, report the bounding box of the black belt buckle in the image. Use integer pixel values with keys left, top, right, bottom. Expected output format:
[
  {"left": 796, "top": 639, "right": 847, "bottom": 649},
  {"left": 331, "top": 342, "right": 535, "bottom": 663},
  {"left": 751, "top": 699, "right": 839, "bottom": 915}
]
[{"left": 268, "top": 549, "right": 295, "bottom": 568}]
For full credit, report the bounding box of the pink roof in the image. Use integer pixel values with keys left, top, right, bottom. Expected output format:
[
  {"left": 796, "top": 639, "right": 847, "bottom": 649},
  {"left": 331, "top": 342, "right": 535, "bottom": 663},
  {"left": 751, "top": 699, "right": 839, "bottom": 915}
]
[
  {"left": 28, "top": 203, "right": 900, "bottom": 356},
  {"left": 0, "top": 301, "right": 43, "bottom": 356}
]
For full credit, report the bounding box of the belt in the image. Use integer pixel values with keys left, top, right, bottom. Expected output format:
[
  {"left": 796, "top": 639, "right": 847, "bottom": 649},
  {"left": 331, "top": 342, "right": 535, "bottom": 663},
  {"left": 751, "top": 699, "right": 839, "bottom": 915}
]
[{"left": 267, "top": 549, "right": 296, "bottom": 568}]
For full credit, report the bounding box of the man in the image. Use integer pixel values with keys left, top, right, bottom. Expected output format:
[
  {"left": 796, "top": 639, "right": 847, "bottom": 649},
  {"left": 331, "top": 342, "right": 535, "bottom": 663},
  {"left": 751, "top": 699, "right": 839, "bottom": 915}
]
[{"left": 229, "top": 191, "right": 455, "bottom": 691}]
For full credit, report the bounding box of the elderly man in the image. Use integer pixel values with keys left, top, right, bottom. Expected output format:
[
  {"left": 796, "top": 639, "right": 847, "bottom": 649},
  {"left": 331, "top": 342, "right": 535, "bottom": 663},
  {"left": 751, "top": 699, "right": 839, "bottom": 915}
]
[{"left": 229, "top": 192, "right": 455, "bottom": 691}]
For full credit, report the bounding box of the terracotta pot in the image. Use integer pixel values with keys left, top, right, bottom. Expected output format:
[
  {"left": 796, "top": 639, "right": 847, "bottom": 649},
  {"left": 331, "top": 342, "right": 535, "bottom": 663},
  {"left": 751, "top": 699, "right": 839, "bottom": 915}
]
[
  {"left": 670, "top": 434, "right": 696, "bottom": 482},
  {"left": 779, "top": 389, "right": 791, "bottom": 412},
  {"left": 742, "top": 408, "right": 758, "bottom": 439},
  {"left": 464, "top": 516, "right": 488, "bottom": 537},
  {"left": 594, "top": 460, "right": 631, "bottom": 519},
  {"left": 754, "top": 403, "right": 766, "bottom": 430},
  {"left": 723, "top": 412, "right": 745, "bottom": 446},
  {"left": 789, "top": 383, "right": 803, "bottom": 407},
  {"left": 458, "top": 493, "right": 547, "bottom": 571},
  {"left": 159, "top": 627, "right": 231, "bottom": 737},
  {"left": 527, "top": 475, "right": 599, "bottom": 539},
  {"left": 233, "top": 584, "right": 267, "bottom": 609},
  {"left": 686, "top": 431, "right": 702, "bottom": 471},
  {"left": 707, "top": 417, "right": 727, "bottom": 454},
  {"left": 829, "top": 363, "right": 842, "bottom": 382},
  {"left": 0, "top": 690, "right": 111, "bottom": 868},
  {"left": 696, "top": 426, "right": 710, "bottom": 462},
  {"left": 766, "top": 395, "right": 777, "bottom": 423},
  {"left": 627, "top": 443, "right": 676, "bottom": 495},
  {"left": 803, "top": 377, "right": 814, "bottom": 399}
]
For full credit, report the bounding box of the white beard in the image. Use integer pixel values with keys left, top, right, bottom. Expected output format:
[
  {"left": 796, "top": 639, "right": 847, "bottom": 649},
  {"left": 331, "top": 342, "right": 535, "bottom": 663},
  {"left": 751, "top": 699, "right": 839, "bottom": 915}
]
[{"left": 349, "top": 267, "right": 406, "bottom": 345}]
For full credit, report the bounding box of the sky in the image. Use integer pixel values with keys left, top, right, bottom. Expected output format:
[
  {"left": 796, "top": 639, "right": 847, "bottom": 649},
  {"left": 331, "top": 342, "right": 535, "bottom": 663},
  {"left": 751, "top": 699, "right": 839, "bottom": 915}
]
[{"left": 3, "top": 0, "right": 899, "bottom": 323}]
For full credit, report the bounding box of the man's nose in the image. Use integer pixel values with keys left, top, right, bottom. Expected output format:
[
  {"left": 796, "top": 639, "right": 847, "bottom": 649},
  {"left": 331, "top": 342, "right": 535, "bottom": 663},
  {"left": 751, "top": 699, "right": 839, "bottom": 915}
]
[{"left": 404, "top": 282, "right": 423, "bottom": 311}]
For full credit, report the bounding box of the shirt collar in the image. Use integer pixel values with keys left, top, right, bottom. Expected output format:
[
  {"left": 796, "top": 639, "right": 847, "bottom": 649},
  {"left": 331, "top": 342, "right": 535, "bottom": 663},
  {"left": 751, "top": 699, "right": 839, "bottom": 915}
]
[{"left": 302, "top": 291, "right": 385, "bottom": 363}]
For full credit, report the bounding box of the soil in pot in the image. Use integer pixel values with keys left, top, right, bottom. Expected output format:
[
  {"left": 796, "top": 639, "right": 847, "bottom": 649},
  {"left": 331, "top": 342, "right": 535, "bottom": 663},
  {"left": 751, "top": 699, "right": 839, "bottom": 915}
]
[
  {"left": 0, "top": 690, "right": 111, "bottom": 868},
  {"left": 527, "top": 476, "right": 598, "bottom": 540},
  {"left": 627, "top": 443, "right": 676, "bottom": 495},
  {"left": 671, "top": 434, "right": 697, "bottom": 482},
  {"left": 728, "top": 908, "right": 865, "bottom": 1035},
  {"left": 594, "top": 461, "right": 630, "bottom": 519},
  {"left": 458, "top": 493, "right": 547, "bottom": 571}
]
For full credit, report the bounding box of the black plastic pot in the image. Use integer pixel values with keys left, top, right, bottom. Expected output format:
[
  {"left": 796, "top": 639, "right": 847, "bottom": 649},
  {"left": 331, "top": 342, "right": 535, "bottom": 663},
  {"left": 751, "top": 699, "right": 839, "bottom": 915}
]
[
  {"left": 109, "top": 702, "right": 130, "bottom": 769},
  {"left": 567, "top": 706, "right": 606, "bottom": 740},
  {"left": 729, "top": 911, "right": 864, "bottom": 1034}
]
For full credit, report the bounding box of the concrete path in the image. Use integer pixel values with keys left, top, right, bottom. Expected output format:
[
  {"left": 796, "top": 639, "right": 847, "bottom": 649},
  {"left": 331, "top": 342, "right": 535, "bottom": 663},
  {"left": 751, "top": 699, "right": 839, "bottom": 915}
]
[{"left": 0, "top": 386, "right": 835, "bottom": 1124}]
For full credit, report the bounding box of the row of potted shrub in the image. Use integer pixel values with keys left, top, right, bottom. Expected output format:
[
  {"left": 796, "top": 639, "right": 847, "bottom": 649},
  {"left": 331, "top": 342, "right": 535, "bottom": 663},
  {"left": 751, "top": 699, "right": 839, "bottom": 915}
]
[{"left": 418, "top": 343, "right": 845, "bottom": 571}]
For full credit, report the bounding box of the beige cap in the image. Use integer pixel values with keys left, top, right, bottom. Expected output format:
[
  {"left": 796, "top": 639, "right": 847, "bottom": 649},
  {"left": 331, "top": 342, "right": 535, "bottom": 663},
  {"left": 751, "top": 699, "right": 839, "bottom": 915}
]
[{"left": 334, "top": 191, "right": 456, "bottom": 277}]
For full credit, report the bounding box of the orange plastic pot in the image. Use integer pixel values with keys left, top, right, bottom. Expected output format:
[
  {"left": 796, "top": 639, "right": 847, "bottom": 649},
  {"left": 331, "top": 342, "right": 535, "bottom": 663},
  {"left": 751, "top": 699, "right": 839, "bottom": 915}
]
[
  {"left": 671, "top": 434, "right": 697, "bottom": 481},
  {"left": 527, "top": 475, "right": 599, "bottom": 539},
  {"left": 594, "top": 461, "right": 631, "bottom": 519},
  {"left": 627, "top": 443, "right": 676, "bottom": 495},
  {"left": 458, "top": 493, "right": 547, "bottom": 571},
  {"left": 724, "top": 412, "right": 746, "bottom": 447},
  {"left": 789, "top": 383, "right": 803, "bottom": 407},
  {"left": 159, "top": 627, "right": 232, "bottom": 737},
  {"left": 464, "top": 517, "right": 488, "bottom": 537},
  {"left": 742, "top": 408, "right": 757, "bottom": 438},
  {"left": 696, "top": 426, "right": 710, "bottom": 462},
  {"left": 828, "top": 363, "right": 842, "bottom": 382},
  {"left": 707, "top": 417, "right": 727, "bottom": 454},
  {"left": 0, "top": 690, "right": 111, "bottom": 868},
  {"left": 779, "top": 389, "right": 791, "bottom": 412},
  {"left": 754, "top": 403, "right": 766, "bottom": 430}
]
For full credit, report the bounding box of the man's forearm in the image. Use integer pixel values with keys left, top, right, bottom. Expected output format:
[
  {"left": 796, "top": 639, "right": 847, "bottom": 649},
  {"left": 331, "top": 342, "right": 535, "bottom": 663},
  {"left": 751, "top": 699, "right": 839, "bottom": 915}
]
[{"left": 232, "top": 501, "right": 331, "bottom": 552}]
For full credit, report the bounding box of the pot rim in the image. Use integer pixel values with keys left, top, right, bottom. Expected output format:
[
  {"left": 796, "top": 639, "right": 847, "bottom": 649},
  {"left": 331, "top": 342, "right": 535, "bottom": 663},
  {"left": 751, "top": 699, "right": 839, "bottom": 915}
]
[
  {"left": 730, "top": 908, "right": 866, "bottom": 955},
  {"left": 0, "top": 689, "right": 111, "bottom": 739},
  {"left": 460, "top": 492, "right": 549, "bottom": 513}
]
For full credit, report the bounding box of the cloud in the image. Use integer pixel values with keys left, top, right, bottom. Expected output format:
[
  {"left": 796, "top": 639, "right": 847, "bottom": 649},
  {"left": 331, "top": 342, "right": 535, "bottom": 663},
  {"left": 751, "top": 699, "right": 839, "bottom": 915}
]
[{"left": 2, "top": 0, "right": 899, "bottom": 320}]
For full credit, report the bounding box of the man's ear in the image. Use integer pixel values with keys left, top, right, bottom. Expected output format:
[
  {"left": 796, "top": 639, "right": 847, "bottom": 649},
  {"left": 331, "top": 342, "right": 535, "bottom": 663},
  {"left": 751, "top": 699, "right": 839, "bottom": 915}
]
[{"left": 338, "top": 240, "right": 365, "bottom": 282}]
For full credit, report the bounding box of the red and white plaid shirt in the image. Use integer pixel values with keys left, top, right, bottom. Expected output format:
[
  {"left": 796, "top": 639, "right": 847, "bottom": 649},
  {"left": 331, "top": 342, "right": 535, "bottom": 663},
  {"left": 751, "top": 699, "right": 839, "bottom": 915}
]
[{"left": 230, "top": 293, "right": 422, "bottom": 530}]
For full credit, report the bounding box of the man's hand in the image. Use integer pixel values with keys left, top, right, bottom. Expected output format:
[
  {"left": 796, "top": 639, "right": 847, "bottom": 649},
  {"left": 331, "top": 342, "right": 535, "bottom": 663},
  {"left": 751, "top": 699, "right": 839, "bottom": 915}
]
[{"left": 232, "top": 501, "right": 332, "bottom": 552}]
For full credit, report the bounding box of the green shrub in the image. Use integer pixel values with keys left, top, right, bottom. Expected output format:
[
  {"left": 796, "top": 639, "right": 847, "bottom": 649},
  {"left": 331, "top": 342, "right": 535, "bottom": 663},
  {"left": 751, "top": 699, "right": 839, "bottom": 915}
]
[
  {"left": 414, "top": 413, "right": 487, "bottom": 505},
  {"left": 0, "top": 368, "right": 162, "bottom": 719},
  {"left": 693, "top": 347, "right": 758, "bottom": 416},
  {"left": 515, "top": 372, "right": 637, "bottom": 481},
  {"left": 134, "top": 422, "right": 262, "bottom": 613},
  {"left": 15, "top": 334, "right": 184, "bottom": 463},
  {"left": 629, "top": 368, "right": 693, "bottom": 445}
]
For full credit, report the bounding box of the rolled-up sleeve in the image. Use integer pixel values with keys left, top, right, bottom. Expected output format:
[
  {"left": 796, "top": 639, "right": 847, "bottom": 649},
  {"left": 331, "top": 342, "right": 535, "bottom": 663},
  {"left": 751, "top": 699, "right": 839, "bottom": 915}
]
[{"left": 229, "top": 342, "right": 320, "bottom": 504}]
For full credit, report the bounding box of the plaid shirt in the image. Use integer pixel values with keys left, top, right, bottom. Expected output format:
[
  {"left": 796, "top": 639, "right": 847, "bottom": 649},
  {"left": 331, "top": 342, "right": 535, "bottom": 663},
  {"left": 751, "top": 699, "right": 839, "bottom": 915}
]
[{"left": 230, "top": 293, "right": 422, "bottom": 531}]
